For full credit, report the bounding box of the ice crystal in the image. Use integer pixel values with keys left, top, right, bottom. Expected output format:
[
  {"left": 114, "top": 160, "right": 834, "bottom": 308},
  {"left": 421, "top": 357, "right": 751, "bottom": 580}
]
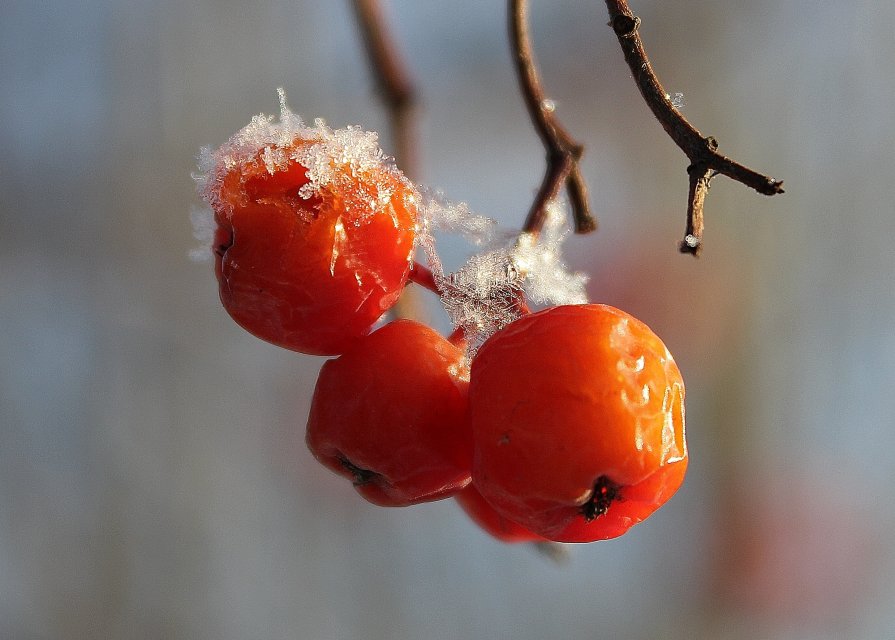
[
  {"left": 512, "top": 199, "right": 589, "bottom": 307},
  {"left": 418, "top": 195, "right": 588, "bottom": 353},
  {"left": 668, "top": 92, "right": 685, "bottom": 110},
  {"left": 194, "top": 88, "right": 403, "bottom": 227},
  {"left": 439, "top": 248, "right": 525, "bottom": 351}
]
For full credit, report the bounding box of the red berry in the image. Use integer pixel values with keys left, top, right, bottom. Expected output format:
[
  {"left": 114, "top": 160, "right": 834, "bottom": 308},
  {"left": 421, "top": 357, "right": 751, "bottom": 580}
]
[
  {"left": 204, "top": 133, "right": 417, "bottom": 355},
  {"left": 469, "top": 304, "right": 687, "bottom": 542},
  {"left": 455, "top": 485, "right": 544, "bottom": 543},
  {"left": 306, "top": 320, "right": 472, "bottom": 507}
]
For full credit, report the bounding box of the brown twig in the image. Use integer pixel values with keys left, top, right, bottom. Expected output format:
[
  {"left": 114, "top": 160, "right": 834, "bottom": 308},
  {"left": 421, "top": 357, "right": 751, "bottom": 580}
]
[
  {"left": 351, "top": 0, "right": 420, "bottom": 179},
  {"left": 604, "top": 0, "right": 784, "bottom": 256},
  {"left": 351, "top": 0, "right": 430, "bottom": 323},
  {"left": 510, "top": 0, "right": 596, "bottom": 236}
]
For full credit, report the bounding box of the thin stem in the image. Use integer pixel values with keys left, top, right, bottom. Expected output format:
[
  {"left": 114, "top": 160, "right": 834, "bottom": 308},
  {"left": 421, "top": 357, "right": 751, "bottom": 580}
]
[
  {"left": 522, "top": 154, "right": 573, "bottom": 233},
  {"left": 351, "top": 0, "right": 420, "bottom": 179},
  {"left": 604, "top": 0, "right": 784, "bottom": 255},
  {"left": 447, "top": 326, "right": 467, "bottom": 348},
  {"left": 681, "top": 165, "right": 713, "bottom": 253},
  {"left": 510, "top": 0, "right": 596, "bottom": 236},
  {"left": 408, "top": 262, "right": 440, "bottom": 295}
]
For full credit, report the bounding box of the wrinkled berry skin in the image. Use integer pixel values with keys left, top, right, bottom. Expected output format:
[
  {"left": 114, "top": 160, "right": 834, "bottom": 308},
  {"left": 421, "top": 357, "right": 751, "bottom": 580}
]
[
  {"left": 306, "top": 320, "right": 472, "bottom": 507},
  {"left": 212, "top": 139, "right": 417, "bottom": 355},
  {"left": 469, "top": 304, "right": 687, "bottom": 542}
]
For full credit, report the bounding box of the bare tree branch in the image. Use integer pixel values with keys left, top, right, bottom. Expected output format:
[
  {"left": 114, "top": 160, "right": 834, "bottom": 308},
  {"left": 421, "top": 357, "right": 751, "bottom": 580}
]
[
  {"left": 351, "top": 0, "right": 428, "bottom": 322},
  {"left": 351, "top": 0, "right": 420, "bottom": 179},
  {"left": 510, "top": 0, "right": 596, "bottom": 236},
  {"left": 604, "top": 0, "right": 784, "bottom": 255}
]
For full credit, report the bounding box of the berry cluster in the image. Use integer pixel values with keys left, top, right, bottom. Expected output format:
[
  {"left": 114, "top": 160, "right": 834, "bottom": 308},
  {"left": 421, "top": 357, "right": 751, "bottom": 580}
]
[{"left": 196, "top": 100, "right": 687, "bottom": 544}]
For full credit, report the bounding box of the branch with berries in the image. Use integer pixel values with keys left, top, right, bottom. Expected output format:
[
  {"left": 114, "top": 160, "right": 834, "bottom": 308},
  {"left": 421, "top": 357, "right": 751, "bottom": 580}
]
[{"left": 193, "top": 1, "right": 782, "bottom": 549}]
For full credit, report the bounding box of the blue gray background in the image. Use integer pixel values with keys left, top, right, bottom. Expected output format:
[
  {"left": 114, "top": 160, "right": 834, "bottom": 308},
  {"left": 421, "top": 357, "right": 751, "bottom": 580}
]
[{"left": 2, "top": 1, "right": 893, "bottom": 638}]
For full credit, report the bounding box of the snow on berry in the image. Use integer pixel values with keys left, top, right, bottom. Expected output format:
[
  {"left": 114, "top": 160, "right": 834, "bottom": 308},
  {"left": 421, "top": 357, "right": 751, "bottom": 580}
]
[
  {"left": 192, "top": 90, "right": 586, "bottom": 356},
  {"left": 194, "top": 90, "right": 418, "bottom": 355}
]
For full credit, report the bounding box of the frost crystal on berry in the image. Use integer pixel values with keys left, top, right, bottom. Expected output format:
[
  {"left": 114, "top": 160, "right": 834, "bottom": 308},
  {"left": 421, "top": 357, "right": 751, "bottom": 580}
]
[
  {"left": 194, "top": 88, "right": 406, "bottom": 227},
  {"left": 418, "top": 196, "right": 588, "bottom": 353},
  {"left": 440, "top": 249, "right": 525, "bottom": 348}
]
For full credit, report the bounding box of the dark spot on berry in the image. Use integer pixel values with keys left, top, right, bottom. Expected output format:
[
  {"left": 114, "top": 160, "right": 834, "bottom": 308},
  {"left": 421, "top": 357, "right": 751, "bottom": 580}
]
[
  {"left": 580, "top": 476, "right": 623, "bottom": 522},
  {"left": 214, "top": 228, "right": 234, "bottom": 258},
  {"left": 498, "top": 433, "right": 510, "bottom": 445},
  {"left": 338, "top": 455, "right": 379, "bottom": 487}
]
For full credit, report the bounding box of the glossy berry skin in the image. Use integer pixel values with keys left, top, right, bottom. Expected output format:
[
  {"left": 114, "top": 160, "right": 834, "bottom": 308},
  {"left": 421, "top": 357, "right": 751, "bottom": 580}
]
[
  {"left": 211, "top": 138, "right": 417, "bottom": 355},
  {"left": 306, "top": 320, "right": 472, "bottom": 507},
  {"left": 455, "top": 485, "right": 544, "bottom": 543},
  {"left": 469, "top": 304, "right": 687, "bottom": 542}
]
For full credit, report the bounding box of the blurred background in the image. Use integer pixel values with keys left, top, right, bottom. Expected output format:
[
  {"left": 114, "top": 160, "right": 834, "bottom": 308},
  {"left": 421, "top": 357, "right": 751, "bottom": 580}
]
[{"left": 2, "top": 1, "right": 893, "bottom": 638}]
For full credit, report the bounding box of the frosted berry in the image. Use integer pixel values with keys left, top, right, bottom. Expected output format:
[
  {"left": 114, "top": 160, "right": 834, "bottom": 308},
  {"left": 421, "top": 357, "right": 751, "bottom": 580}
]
[{"left": 199, "top": 107, "right": 417, "bottom": 355}]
